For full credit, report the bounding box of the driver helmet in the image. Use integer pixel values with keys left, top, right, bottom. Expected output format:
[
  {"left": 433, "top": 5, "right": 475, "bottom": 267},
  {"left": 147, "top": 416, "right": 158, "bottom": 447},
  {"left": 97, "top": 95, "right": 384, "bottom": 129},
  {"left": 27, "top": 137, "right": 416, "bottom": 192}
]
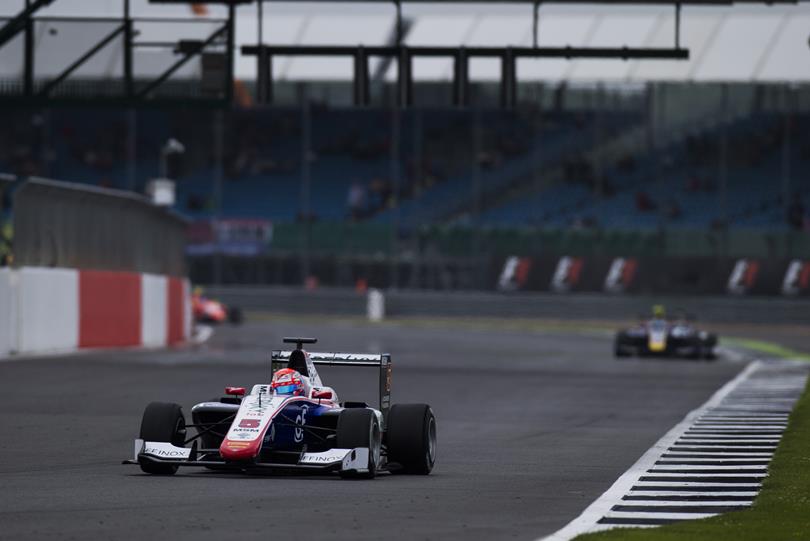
[
  {"left": 271, "top": 368, "right": 304, "bottom": 396},
  {"left": 652, "top": 304, "right": 666, "bottom": 319}
]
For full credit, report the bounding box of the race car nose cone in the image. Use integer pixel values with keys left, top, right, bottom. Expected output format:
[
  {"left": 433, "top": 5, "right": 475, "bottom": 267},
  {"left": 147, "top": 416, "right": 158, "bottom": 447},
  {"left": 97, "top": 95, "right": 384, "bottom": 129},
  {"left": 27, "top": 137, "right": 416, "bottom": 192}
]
[{"left": 219, "top": 438, "right": 258, "bottom": 461}]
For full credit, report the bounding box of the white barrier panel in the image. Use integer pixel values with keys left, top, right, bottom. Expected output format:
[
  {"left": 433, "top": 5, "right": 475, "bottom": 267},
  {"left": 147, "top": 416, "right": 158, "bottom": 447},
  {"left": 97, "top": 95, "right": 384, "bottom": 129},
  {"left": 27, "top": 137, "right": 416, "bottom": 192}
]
[
  {"left": 141, "top": 274, "right": 167, "bottom": 347},
  {"left": 367, "top": 289, "right": 385, "bottom": 322},
  {"left": 0, "top": 268, "right": 17, "bottom": 355},
  {"left": 18, "top": 267, "right": 79, "bottom": 354}
]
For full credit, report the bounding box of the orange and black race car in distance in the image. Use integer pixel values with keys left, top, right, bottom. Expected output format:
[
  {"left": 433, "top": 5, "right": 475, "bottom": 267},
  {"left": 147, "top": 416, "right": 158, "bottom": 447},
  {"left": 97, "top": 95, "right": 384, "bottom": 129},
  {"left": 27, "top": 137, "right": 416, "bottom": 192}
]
[{"left": 192, "top": 287, "right": 243, "bottom": 325}]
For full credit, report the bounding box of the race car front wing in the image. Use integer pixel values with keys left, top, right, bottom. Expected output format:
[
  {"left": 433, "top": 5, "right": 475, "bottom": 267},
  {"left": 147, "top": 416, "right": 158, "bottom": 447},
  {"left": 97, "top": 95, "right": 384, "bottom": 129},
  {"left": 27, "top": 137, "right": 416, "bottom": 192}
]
[{"left": 123, "top": 439, "right": 372, "bottom": 473}]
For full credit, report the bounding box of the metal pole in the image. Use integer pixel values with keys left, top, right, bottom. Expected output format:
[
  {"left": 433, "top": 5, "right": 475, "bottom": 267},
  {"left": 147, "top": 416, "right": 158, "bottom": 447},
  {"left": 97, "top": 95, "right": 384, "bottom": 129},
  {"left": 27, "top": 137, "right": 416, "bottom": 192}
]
[
  {"left": 226, "top": 4, "right": 235, "bottom": 103},
  {"left": 394, "top": 0, "right": 402, "bottom": 46},
  {"left": 213, "top": 110, "right": 225, "bottom": 285},
  {"left": 656, "top": 83, "right": 665, "bottom": 227},
  {"left": 533, "top": 1, "right": 539, "bottom": 49},
  {"left": 413, "top": 110, "right": 422, "bottom": 288},
  {"left": 674, "top": 3, "right": 681, "bottom": 49},
  {"left": 258, "top": 0, "right": 263, "bottom": 48},
  {"left": 390, "top": 95, "right": 401, "bottom": 289},
  {"left": 781, "top": 86, "right": 791, "bottom": 208},
  {"left": 257, "top": 0, "right": 268, "bottom": 103},
  {"left": 301, "top": 99, "right": 312, "bottom": 284},
  {"left": 594, "top": 83, "right": 603, "bottom": 199},
  {"left": 472, "top": 108, "right": 483, "bottom": 288},
  {"left": 647, "top": 82, "right": 657, "bottom": 223},
  {"left": 719, "top": 84, "right": 729, "bottom": 239},
  {"left": 24, "top": 0, "right": 33, "bottom": 96},
  {"left": 127, "top": 109, "right": 136, "bottom": 191},
  {"left": 159, "top": 149, "right": 167, "bottom": 179},
  {"left": 124, "top": 0, "right": 133, "bottom": 98}
]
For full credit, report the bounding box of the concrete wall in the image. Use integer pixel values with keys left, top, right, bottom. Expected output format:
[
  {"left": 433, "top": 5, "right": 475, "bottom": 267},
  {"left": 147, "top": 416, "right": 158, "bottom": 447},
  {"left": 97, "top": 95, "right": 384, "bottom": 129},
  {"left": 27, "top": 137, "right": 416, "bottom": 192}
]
[{"left": 206, "top": 286, "right": 810, "bottom": 325}]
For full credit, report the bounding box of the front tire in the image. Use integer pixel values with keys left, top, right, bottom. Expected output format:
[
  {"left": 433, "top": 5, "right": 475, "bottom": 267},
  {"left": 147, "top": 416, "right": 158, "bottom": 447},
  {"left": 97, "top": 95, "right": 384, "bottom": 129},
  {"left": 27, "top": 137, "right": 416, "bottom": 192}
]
[
  {"left": 336, "top": 409, "right": 381, "bottom": 479},
  {"left": 386, "top": 404, "right": 436, "bottom": 475},
  {"left": 614, "top": 335, "right": 631, "bottom": 358},
  {"left": 138, "top": 402, "right": 186, "bottom": 475}
]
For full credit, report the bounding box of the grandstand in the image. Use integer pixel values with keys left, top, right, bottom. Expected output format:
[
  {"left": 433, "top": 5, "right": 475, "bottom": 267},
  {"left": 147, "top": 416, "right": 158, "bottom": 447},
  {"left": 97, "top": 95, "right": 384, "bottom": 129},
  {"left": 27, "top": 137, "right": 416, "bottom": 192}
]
[{"left": 0, "top": 0, "right": 808, "bottom": 289}]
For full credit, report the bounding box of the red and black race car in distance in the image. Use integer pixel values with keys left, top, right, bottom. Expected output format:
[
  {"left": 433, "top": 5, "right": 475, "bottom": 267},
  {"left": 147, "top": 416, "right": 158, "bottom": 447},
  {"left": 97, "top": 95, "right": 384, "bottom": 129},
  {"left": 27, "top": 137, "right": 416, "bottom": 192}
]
[
  {"left": 123, "top": 338, "right": 437, "bottom": 478},
  {"left": 614, "top": 306, "right": 718, "bottom": 360},
  {"left": 192, "top": 287, "right": 243, "bottom": 325}
]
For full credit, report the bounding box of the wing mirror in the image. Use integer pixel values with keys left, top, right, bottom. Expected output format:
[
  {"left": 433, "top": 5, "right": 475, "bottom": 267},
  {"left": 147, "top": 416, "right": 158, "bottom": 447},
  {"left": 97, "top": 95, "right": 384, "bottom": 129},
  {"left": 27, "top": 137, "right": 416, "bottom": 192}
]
[
  {"left": 225, "top": 386, "right": 246, "bottom": 397},
  {"left": 312, "top": 389, "right": 333, "bottom": 400}
]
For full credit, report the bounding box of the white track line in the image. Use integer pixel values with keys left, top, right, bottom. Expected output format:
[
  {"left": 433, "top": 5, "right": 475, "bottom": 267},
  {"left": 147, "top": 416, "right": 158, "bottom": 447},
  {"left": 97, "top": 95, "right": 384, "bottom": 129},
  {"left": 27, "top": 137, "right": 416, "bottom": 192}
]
[
  {"left": 625, "top": 491, "right": 758, "bottom": 498},
  {"left": 662, "top": 453, "right": 774, "bottom": 457},
  {"left": 540, "top": 359, "right": 809, "bottom": 541},
  {"left": 631, "top": 481, "right": 762, "bottom": 488},
  {"left": 649, "top": 461, "right": 767, "bottom": 473},
  {"left": 614, "top": 500, "right": 753, "bottom": 504},
  {"left": 599, "top": 511, "right": 718, "bottom": 520},
  {"left": 540, "top": 361, "right": 761, "bottom": 541}
]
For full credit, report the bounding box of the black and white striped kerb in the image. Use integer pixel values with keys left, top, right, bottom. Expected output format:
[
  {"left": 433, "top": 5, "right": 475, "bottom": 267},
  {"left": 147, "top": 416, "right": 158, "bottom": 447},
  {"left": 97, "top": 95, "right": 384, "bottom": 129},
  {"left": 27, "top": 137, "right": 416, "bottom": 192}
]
[{"left": 543, "top": 360, "right": 809, "bottom": 540}]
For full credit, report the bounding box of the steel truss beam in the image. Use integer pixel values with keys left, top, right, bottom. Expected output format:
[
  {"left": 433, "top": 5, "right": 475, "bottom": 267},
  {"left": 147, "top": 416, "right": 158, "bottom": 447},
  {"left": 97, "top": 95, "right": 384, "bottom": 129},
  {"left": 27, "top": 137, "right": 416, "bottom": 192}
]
[
  {"left": 0, "top": 0, "right": 55, "bottom": 49},
  {"left": 243, "top": 44, "right": 689, "bottom": 107},
  {"left": 39, "top": 25, "right": 126, "bottom": 97}
]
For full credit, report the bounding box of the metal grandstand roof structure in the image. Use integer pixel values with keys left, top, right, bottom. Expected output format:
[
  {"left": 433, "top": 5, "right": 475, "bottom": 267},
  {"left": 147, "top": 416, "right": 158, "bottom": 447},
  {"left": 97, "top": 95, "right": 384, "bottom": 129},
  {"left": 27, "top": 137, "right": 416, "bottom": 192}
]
[{"left": 0, "top": 0, "right": 807, "bottom": 106}]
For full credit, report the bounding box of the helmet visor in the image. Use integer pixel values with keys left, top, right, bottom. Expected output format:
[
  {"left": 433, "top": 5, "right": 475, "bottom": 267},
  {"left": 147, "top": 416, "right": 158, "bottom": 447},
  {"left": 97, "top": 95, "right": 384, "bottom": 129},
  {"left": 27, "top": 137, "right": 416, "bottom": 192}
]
[{"left": 274, "top": 383, "right": 300, "bottom": 395}]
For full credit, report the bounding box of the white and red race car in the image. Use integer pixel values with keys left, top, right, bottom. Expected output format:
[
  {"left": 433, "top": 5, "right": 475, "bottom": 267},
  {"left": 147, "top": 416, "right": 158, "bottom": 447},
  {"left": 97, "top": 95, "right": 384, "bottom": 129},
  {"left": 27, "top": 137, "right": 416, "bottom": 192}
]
[{"left": 124, "top": 337, "right": 436, "bottom": 478}]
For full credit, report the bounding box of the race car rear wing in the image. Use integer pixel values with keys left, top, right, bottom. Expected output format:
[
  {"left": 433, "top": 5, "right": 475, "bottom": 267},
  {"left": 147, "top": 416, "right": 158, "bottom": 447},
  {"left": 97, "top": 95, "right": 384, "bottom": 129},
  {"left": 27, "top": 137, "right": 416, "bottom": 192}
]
[{"left": 271, "top": 338, "right": 392, "bottom": 421}]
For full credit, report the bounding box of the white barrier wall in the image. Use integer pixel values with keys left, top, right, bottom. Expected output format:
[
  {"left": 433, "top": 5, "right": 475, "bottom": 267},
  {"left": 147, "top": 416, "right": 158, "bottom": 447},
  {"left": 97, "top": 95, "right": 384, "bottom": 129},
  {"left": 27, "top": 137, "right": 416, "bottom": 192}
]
[
  {"left": 0, "top": 268, "right": 17, "bottom": 355},
  {"left": 141, "top": 274, "right": 168, "bottom": 347},
  {"left": 1, "top": 267, "right": 190, "bottom": 358},
  {"left": 18, "top": 267, "right": 79, "bottom": 354}
]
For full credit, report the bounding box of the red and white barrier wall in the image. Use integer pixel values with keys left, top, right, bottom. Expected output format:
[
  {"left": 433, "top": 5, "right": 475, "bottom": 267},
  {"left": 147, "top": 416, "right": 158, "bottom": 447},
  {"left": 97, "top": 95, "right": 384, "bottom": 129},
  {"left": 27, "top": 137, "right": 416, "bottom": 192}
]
[{"left": 0, "top": 267, "right": 190, "bottom": 356}]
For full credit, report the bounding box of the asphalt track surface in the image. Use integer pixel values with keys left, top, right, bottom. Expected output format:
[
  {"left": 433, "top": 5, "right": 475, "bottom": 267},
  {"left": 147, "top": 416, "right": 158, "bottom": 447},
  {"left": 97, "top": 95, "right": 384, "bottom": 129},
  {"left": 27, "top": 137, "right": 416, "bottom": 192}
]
[{"left": 0, "top": 318, "right": 757, "bottom": 541}]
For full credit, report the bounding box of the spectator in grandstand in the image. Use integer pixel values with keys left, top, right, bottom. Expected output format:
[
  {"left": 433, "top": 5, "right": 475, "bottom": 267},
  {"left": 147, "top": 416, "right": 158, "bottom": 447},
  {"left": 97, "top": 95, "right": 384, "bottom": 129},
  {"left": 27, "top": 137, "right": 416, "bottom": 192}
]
[
  {"left": 347, "top": 180, "right": 367, "bottom": 221},
  {"left": 0, "top": 220, "right": 11, "bottom": 267},
  {"left": 635, "top": 190, "right": 656, "bottom": 212},
  {"left": 787, "top": 194, "right": 805, "bottom": 231},
  {"left": 665, "top": 199, "right": 683, "bottom": 221},
  {"left": 368, "top": 178, "right": 392, "bottom": 213}
]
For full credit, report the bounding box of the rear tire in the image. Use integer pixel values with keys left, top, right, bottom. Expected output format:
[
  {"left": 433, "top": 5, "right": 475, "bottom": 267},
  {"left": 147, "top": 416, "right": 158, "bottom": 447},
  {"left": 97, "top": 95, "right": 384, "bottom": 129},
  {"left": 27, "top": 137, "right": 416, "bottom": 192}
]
[
  {"left": 336, "top": 409, "right": 380, "bottom": 479},
  {"left": 386, "top": 404, "right": 436, "bottom": 475},
  {"left": 138, "top": 402, "right": 186, "bottom": 475}
]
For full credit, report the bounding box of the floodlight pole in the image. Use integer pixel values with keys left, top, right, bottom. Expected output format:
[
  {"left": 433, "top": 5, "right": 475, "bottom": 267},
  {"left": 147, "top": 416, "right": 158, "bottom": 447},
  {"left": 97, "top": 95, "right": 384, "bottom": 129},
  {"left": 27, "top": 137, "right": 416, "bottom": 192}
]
[
  {"left": 453, "top": 48, "right": 469, "bottom": 106},
  {"left": 501, "top": 47, "right": 516, "bottom": 108},
  {"left": 718, "top": 84, "right": 729, "bottom": 242},
  {"left": 257, "top": 0, "right": 272, "bottom": 103},
  {"left": 674, "top": 3, "right": 681, "bottom": 49},
  {"left": 24, "top": 0, "right": 34, "bottom": 96},
  {"left": 226, "top": 3, "right": 235, "bottom": 104},
  {"left": 781, "top": 86, "right": 792, "bottom": 208},
  {"left": 394, "top": 0, "right": 402, "bottom": 46},
  {"left": 124, "top": 0, "right": 133, "bottom": 97},
  {"left": 300, "top": 99, "right": 312, "bottom": 284},
  {"left": 354, "top": 46, "right": 370, "bottom": 105}
]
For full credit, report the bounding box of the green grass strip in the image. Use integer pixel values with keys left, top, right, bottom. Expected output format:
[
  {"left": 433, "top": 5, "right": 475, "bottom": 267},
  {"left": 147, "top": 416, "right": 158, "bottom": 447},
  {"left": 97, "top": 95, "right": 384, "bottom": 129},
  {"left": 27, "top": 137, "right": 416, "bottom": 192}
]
[
  {"left": 575, "top": 371, "right": 810, "bottom": 541},
  {"left": 722, "top": 337, "right": 810, "bottom": 362}
]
